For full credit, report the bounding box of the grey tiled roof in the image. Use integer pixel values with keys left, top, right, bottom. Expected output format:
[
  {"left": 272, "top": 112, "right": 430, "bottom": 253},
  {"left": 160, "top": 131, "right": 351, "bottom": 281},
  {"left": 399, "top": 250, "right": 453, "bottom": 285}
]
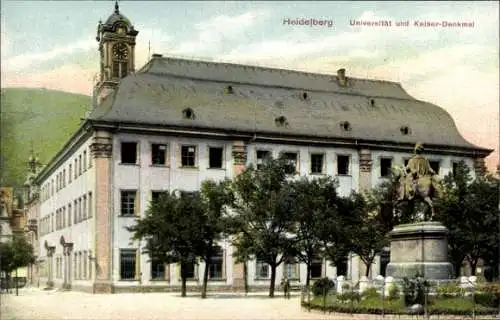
[{"left": 89, "top": 56, "right": 488, "bottom": 151}]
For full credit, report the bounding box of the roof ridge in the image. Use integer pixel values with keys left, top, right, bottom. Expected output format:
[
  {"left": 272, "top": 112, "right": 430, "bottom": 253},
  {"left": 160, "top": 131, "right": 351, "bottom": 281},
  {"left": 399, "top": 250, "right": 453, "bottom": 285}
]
[{"left": 148, "top": 55, "right": 401, "bottom": 86}]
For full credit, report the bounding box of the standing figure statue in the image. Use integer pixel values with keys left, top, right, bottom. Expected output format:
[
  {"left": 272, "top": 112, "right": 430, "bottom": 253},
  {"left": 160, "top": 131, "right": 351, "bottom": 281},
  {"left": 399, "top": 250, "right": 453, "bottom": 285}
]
[{"left": 393, "top": 143, "right": 440, "bottom": 221}]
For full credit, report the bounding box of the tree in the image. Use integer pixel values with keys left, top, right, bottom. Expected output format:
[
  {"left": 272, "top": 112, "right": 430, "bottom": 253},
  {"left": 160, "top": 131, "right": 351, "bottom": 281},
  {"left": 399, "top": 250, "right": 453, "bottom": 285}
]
[
  {"left": 127, "top": 190, "right": 205, "bottom": 297},
  {"left": 198, "top": 179, "right": 234, "bottom": 299},
  {"left": 435, "top": 161, "right": 500, "bottom": 276},
  {"left": 230, "top": 157, "right": 297, "bottom": 297},
  {"left": 348, "top": 192, "right": 390, "bottom": 277},
  {"left": 288, "top": 176, "right": 340, "bottom": 288},
  {"left": 0, "top": 234, "right": 35, "bottom": 295}
]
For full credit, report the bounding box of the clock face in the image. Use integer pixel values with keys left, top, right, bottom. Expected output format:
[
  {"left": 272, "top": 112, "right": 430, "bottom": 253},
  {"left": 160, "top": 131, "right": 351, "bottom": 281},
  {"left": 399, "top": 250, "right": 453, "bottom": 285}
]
[{"left": 112, "top": 43, "right": 128, "bottom": 60}]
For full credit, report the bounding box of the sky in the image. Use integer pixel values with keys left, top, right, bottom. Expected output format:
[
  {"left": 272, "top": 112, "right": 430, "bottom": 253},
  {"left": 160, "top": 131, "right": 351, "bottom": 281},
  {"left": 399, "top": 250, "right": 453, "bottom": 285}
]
[{"left": 1, "top": 1, "right": 499, "bottom": 171}]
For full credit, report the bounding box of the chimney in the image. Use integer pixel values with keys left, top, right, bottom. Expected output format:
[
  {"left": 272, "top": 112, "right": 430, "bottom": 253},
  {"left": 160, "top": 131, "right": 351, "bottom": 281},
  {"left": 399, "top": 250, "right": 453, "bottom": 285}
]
[
  {"left": 152, "top": 53, "right": 163, "bottom": 58},
  {"left": 337, "top": 68, "right": 347, "bottom": 87}
]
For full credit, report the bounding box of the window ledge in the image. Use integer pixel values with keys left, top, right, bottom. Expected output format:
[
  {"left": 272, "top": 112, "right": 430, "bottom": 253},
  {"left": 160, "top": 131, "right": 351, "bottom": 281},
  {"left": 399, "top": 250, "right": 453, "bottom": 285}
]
[
  {"left": 336, "top": 174, "right": 352, "bottom": 177},
  {"left": 206, "top": 167, "right": 226, "bottom": 171},
  {"left": 117, "top": 279, "right": 140, "bottom": 282},
  {"left": 119, "top": 215, "right": 139, "bottom": 218},
  {"left": 150, "top": 278, "right": 170, "bottom": 282},
  {"left": 150, "top": 164, "right": 170, "bottom": 168},
  {"left": 179, "top": 166, "right": 199, "bottom": 170},
  {"left": 254, "top": 278, "right": 271, "bottom": 281},
  {"left": 178, "top": 278, "right": 199, "bottom": 281},
  {"left": 119, "top": 163, "right": 140, "bottom": 166},
  {"left": 208, "top": 278, "right": 227, "bottom": 282}
]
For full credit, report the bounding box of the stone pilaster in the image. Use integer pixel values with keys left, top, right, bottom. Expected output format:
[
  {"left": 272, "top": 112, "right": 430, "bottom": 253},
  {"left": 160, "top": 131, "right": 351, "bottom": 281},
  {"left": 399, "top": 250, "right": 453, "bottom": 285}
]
[
  {"left": 90, "top": 131, "right": 114, "bottom": 293},
  {"left": 231, "top": 141, "right": 247, "bottom": 289},
  {"left": 44, "top": 242, "right": 55, "bottom": 288},
  {"left": 358, "top": 149, "right": 373, "bottom": 193},
  {"left": 473, "top": 157, "right": 487, "bottom": 178}
]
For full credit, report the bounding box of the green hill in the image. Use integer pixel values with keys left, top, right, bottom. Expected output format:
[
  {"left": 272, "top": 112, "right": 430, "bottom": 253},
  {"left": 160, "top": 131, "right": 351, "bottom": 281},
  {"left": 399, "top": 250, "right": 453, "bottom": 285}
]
[{"left": 0, "top": 88, "right": 91, "bottom": 190}]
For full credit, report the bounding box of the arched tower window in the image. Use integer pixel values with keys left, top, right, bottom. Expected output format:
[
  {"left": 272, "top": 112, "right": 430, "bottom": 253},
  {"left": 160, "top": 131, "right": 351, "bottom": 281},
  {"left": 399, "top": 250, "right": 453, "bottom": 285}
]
[{"left": 112, "top": 42, "right": 129, "bottom": 78}]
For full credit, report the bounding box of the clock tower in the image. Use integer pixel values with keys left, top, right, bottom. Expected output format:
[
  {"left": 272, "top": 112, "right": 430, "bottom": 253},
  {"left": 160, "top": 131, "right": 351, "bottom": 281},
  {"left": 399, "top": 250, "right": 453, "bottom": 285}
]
[{"left": 94, "top": 1, "right": 139, "bottom": 106}]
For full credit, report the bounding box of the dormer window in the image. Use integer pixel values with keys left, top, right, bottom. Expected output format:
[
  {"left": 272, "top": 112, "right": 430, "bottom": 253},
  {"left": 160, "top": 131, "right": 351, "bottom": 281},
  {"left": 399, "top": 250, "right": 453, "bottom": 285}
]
[
  {"left": 275, "top": 116, "right": 289, "bottom": 127},
  {"left": 182, "top": 108, "right": 195, "bottom": 120},
  {"left": 224, "top": 85, "right": 234, "bottom": 94},
  {"left": 340, "top": 121, "right": 351, "bottom": 132},
  {"left": 400, "top": 126, "right": 411, "bottom": 135}
]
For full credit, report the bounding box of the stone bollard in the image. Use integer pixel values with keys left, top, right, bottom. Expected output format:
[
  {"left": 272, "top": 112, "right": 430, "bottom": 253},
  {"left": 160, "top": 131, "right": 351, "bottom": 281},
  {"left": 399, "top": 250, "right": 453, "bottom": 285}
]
[
  {"left": 337, "top": 276, "right": 345, "bottom": 294},
  {"left": 359, "top": 276, "right": 370, "bottom": 295},
  {"left": 384, "top": 276, "right": 394, "bottom": 297}
]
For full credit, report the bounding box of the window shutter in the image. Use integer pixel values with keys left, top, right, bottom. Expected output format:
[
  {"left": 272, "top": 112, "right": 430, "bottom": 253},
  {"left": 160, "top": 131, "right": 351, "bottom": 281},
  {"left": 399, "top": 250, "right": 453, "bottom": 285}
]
[{"left": 134, "top": 191, "right": 140, "bottom": 216}]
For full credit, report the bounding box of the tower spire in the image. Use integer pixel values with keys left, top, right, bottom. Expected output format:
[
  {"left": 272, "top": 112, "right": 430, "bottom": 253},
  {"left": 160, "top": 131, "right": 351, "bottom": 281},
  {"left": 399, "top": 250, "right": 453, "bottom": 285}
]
[{"left": 114, "top": 0, "right": 119, "bottom": 13}]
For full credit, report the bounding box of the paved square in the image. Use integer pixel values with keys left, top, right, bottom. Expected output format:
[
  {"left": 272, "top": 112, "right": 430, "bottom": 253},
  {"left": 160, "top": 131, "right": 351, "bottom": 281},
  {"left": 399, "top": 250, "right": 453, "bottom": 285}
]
[{"left": 1, "top": 288, "right": 334, "bottom": 320}]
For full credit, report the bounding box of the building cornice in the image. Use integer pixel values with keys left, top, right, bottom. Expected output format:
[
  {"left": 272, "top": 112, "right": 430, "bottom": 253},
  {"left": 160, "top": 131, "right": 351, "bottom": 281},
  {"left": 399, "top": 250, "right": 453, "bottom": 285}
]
[
  {"left": 33, "top": 120, "right": 94, "bottom": 185},
  {"left": 90, "top": 120, "right": 493, "bottom": 158}
]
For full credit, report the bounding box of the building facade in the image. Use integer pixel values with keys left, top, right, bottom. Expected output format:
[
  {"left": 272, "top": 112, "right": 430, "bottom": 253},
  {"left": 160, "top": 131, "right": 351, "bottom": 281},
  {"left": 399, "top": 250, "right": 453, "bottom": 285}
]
[{"left": 29, "top": 3, "right": 492, "bottom": 293}]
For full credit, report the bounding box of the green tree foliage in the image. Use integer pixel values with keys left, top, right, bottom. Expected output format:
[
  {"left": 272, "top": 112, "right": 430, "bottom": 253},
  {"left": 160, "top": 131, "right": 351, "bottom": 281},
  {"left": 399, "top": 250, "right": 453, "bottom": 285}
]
[
  {"left": 0, "top": 234, "right": 35, "bottom": 273},
  {"left": 127, "top": 190, "right": 205, "bottom": 297},
  {"left": 435, "top": 161, "right": 500, "bottom": 276},
  {"left": 288, "top": 176, "right": 339, "bottom": 288},
  {"left": 199, "top": 179, "right": 234, "bottom": 298},
  {"left": 229, "top": 157, "right": 297, "bottom": 297},
  {"left": 347, "top": 192, "right": 390, "bottom": 277}
]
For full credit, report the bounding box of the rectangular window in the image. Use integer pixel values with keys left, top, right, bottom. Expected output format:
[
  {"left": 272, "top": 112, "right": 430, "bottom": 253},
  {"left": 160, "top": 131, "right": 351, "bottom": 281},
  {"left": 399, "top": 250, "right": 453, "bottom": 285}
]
[
  {"left": 151, "top": 258, "right": 165, "bottom": 280},
  {"left": 88, "top": 148, "right": 92, "bottom": 168},
  {"left": 181, "top": 145, "right": 196, "bottom": 167},
  {"left": 310, "top": 256, "right": 323, "bottom": 279},
  {"left": 74, "top": 159, "right": 78, "bottom": 179},
  {"left": 62, "top": 207, "right": 66, "bottom": 228},
  {"left": 284, "top": 261, "right": 300, "bottom": 280},
  {"left": 121, "top": 190, "right": 137, "bottom": 216},
  {"left": 380, "top": 158, "right": 393, "bottom": 177},
  {"left": 73, "top": 200, "right": 78, "bottom": 224},
  {"left": 88, "top": 192, "right": 92, "bottom": 218},
  {"left": 82, "top": 195, "right": 87, "bottom": 220},
  {"left": 120, "top": 249, "right": 137, "bottom": 280},
  {"left": 310, "top": 153, "right": 324, "bottom": 174},
  {"left": 151, "top": 144, "right": 167, "bottom": 165},
  {"left": 255, "top": 255, "right": 269, "bottom": 279},
  {"left": 83, "top": 251, "right": 87, "bottom": 279},
  {"left": 185, "top": 262, "right": 196, "bottom": 279},
  {"left": 337, "top": 155, "right": 350, "bottom": 175},
  {"left": 78, "top": 155, "right": 82, "bottom": 175},
  {"left": 78, "top": 198, "right": 82, "bottom": 222},
  {"left": 51, "top": 212, "right": 54, "bottom": 232},
  {"left": 62, "top": 169, "right": 66, "bottom": 187},
  {"left": 452, "top": 162, "right": 459, "bottom": 177},
  {"left": 429, "top": 160, "right": 440, "bottom": 175},
  {"left": 83, "top": 151, "right": 87, "bottom": 171},
  {"left": 256, "top": 150, "right": 271, "bottom": 169},
  {"left": 120, "top": 62, "right": 128, "bottom": 78},
  {"left": 68, "top": 204, "right": 72, "bottom": 226},
  {"left": 113, "top": 61, "right": 120, "bottom": 78},
  {"left": 283, "top": 152, "right": 298, "bottom": 174},
  {"left": 88, "top": 250, "right": 93, "bottom": 280},
  {"left": 209, "top": 251, "right": 224, "bottom": 279},
  {"left": 151, "top": 191, "right": 167, "bottom": 204},
  {"left": 208, "top": 147, "right": 224, "bottom": 169},
  {"left": 121, "top": 142, "right": 138, "bottom": 164}
]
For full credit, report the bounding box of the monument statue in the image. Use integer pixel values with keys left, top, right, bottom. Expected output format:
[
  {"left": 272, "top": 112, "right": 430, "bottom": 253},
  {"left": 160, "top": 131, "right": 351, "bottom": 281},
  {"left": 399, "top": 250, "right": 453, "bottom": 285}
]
[
  {"left": 393, "top": 143, "right": 440, "bottom": 221},
  {"left": 386, "top": 143, "right": 453, "bottom": 280}
]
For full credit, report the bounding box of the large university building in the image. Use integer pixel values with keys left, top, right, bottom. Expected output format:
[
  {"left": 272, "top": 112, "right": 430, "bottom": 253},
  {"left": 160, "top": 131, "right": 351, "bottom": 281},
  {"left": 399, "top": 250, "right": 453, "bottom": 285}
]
[{"left": 24, "top": 3, "right": 492, "bottom": 293}]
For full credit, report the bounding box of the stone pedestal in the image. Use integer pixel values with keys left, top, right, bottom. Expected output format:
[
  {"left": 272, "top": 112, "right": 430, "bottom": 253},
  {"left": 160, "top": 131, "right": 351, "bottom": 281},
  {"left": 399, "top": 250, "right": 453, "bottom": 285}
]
[{"left": 386, "top": 221, "right": 453, "bottom": 280}]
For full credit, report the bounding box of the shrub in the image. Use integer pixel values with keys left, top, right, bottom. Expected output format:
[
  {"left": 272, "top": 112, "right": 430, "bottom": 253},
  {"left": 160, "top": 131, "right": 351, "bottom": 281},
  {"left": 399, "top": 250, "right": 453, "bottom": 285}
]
[
  {"left": 311, "top": 277, "right": 335, "bottom": 297},
  {"left": 337, "top": 291, "right": 361, "bottom": 303},
  {"left": 436, "top": 282, "right": 462, "bottom": 298},
  {"left": 402, "top": 276, "right": 428, "bottom": 306},
  {"left": 362, "top": 287, "right": 380, "bottom": 299},
  {"left": 387, "top": 284, "right": 400, "bottom": 301},
  {"left": 474, "top": 292, "right": 499, "bottom": 308}
]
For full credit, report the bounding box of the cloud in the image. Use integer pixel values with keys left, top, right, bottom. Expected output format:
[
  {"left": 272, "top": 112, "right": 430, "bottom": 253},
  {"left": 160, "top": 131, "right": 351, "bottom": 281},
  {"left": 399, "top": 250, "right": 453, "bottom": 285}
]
[
  {"left": 170, "top": 10, "right": 269, "bottom": 56},
  {"left": 2, "top": 38, "right": 95, "bottom": 73}
]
